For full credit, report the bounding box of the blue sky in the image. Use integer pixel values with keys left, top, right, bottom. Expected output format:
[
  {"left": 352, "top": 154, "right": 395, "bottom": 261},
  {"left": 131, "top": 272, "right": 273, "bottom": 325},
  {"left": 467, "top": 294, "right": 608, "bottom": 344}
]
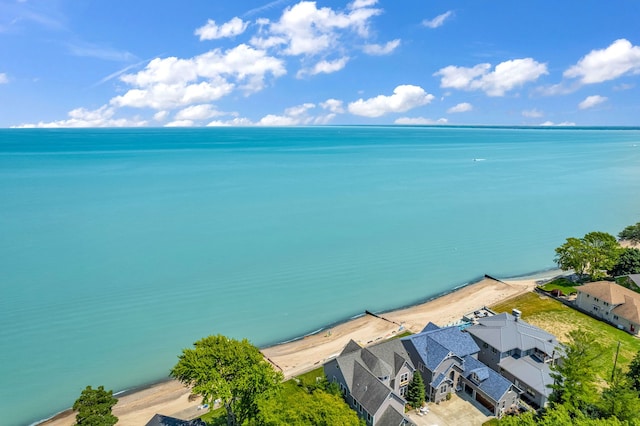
[{"left": 1, "top": 0, "right": 639, "bottom": 127}]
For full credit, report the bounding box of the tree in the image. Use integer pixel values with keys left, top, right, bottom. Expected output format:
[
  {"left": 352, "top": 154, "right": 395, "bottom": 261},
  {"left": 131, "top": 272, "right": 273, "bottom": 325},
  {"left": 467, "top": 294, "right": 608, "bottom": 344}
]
[
  {"left": 582, "top": 232, "right": 622, "bottom": 280},
  {"left": 256, "top": 386, "right": 364, "bottom": 426},
  {"left": 170, "top": 335, "right": 282, "bottom": 426},
  {"left": 609, "top": 248, "right": 640, "bottom": 277},
  {"left": 549, "top": 330, "right": 603, "bottom": 415},
  {"left": 405, "top": 372, "right": 425, "bottom": 409},
  {"left": 555, "top": 237, "right": 590, "bottom": 277},
  {"left": 619, "top": 222, "right": 640, "bottom": 245},
  {"left": 72, "top": 385, "right": 118, "bottom": 426},
  {"left": 554, "top": 232, "right": 620, "bottom": 280},
  {"left": 600, "top": 368, "right": 640, "bottom": 422},
  {"left": 627, "top": 351, "right": 640, "bottom": 392}
]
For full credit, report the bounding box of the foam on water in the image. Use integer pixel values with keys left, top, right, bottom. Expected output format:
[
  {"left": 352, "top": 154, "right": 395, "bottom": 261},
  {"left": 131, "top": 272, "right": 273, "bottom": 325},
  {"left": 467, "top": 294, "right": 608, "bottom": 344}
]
[{"left": 1, "top": 126, "right": 640, "bottom": 425}]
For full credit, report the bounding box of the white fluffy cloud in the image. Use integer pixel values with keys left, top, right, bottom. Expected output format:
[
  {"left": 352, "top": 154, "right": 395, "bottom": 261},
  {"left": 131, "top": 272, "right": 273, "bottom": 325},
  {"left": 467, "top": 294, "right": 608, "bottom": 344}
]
[
  {"left": 174, "top": 104, "right": 225, "bottom": 120},
  {"left": 258, "top": 114, "right": 300, "bottom": 126},
  {"left": 250, "top": 0, "right": 381, "bottom": 56},
  {"left": 447, "top": 102, "right": 473, "bottom": 113},
  {"left": 522, "top": 109, "right": 543, "bottom": 118},
  {"left": 207, "top": 117, "right": 254, "bottom": 127},
  {"left": 348, "top": 85, "right": 434, "bottom": 117},
  {"left": 111, "top": 44, "right": 286, "bottom": 109},
  {"left": 422, "top": 11, "right": 453, "bottom": 29},
  {"left": 320, "top": 98, "right": 344, "bottom": 113},
  {"left": 578, "top": 95, "right": 608, "bottom": 110},
  {"left": 165, "top": 120, "right": 195, "bottom": 127},
  {"left": 0, "top": 73, "right": 9, "bottom": 84},
  {"left": 14, "top": 105, "right": 147, "bottom": 128},
  {"left": 564, "top": 39, "right": 640, "bottom": 84},
  {"left": 285, "top": 102, "right": 315, "bottom": 117},
  {"left": 540, "top": 121, "right": 576, "bottom": 127},
  {"left": 299, "top": 57, "right": 349, "bottom": 77},
  {"left": 394, "top": 117, "right": 448, "bottom": 125},
  {"left": 195, "top": 17, "right": 249, "bottom": 40},
  {"left": 436, "top": 59, "right": 548, "bottom": 96},
  {"left": 363, "top": 39, "right": 400, "bottom": 55}
]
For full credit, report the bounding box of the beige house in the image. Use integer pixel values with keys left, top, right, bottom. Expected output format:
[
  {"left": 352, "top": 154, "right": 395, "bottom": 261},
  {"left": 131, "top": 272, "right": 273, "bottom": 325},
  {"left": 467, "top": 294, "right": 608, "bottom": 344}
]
[{"left": 575, "top": 281, "right": 640, "bottom": 335}]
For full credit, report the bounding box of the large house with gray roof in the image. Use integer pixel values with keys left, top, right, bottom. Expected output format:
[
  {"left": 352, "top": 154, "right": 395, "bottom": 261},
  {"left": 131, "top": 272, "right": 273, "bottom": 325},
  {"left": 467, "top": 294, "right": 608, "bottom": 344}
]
[
  {"left": 324, "top": 338, "right": 416, "bottom": 426},
  {"left": 466, "top": 310, "right": 561, "bottom": 408},
  {"left": 575, "top": 280, "right": 640, "bottom": 336},
  {"left": 325, "top": 322, "right": 521, "bottom": 424},
  {"left": 403, "top": 323, "right": 520, "bottom": 417}
]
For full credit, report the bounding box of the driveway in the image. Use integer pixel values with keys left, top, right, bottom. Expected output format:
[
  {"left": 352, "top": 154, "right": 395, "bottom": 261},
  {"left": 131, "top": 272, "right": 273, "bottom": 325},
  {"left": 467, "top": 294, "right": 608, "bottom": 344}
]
[{"left": 406, "top": 393, "right": 494, "bottom": 426}]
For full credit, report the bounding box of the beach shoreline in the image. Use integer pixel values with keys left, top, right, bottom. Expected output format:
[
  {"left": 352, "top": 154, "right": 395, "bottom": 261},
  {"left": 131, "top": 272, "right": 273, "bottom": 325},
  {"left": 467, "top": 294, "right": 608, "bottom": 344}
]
[{"left": 38, "top": 269, "right": 562, "bottom": 426}]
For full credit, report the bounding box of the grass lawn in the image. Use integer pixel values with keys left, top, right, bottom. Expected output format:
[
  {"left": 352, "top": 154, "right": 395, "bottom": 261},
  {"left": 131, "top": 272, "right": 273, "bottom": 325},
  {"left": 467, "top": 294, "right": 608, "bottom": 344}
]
[
  {"left": 491, "top": 292, "right": 640, "bottom": 382},
  {"left": 537, "top": 277, "right": 577, "bottom": 295}
]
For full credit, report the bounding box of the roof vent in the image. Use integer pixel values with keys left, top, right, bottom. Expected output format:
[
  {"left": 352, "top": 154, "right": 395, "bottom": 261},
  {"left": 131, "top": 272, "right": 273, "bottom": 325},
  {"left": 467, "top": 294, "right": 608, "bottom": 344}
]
[{"left": 512, "top": 309, "right": 522, "bottom": 321}]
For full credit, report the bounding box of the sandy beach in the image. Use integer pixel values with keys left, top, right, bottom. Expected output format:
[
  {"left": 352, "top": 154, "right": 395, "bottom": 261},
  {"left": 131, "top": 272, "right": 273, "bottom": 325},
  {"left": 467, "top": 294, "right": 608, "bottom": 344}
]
[{"left": 39, "top": 272, "right": 554, "bottom": 425}]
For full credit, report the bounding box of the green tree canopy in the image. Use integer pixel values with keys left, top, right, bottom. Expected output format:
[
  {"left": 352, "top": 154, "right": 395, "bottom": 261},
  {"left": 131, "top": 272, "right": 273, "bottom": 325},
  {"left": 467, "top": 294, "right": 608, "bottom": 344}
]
[
  {"left": 627, "top": 350, "right": 640, "bottom": 392},
  {"left": 555, "top": 237, "right": 590, "bottom": 277},
  {"left": 406, "top": 372, "right": 425, "bottom": 409},
  {"left": 609, "top": 248, "right": 640, "bottom": 277},
  {"left": 256, "top": 386, "right": 364, "bottom": 426},
  {"left": 600, "top": 368, "right": 640, "bottom": 422},
  {"left": 619, "top": 222, "right": 640, "bottom": 244},
  {"left": 72, "top": 385, "right": 118, "bottom": 426},
  {"left": 549, "top": 330, "right": 603, "bottom": 415},
  {"left": 170, "top": 334, "right": 283, "bottom": 426},
  {"left": 555, "top": 232, "right": 621, "bottom": 280}
]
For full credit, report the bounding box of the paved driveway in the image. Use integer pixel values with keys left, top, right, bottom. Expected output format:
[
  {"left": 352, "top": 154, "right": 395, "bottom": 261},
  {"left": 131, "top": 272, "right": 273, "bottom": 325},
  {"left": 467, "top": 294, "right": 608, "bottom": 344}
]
[{"left": 406, "top": 393, "right": 494, "bottom": 426}]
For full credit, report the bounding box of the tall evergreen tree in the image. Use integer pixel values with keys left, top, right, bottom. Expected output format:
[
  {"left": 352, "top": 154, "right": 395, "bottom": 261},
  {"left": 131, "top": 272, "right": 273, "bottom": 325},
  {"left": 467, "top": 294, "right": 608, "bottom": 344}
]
[
  {"left": 72, "top": 385, "right": 118, "bottom": 426},
  {"left": 627, "top": 350, "right": 640, "bottom": 392},
  {"left": 600, "top": 368, "right": 640, "bottom": 422},
  {"left": 406, "top": 372, "right": 425, "bottom": 408},
  {"left": 548, "top": 330, "right": 603, "bottom": 415}
]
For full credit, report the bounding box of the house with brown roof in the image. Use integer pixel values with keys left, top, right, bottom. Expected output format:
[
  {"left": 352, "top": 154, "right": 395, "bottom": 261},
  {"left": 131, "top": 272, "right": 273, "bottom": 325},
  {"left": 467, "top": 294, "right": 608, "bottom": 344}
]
[{"left": 575, "top": 281, "right": 640, "bottom": 335}]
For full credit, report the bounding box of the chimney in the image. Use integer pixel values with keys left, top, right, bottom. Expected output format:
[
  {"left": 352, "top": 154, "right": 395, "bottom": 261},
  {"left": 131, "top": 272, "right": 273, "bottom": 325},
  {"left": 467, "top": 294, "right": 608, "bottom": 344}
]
[{"left": 512, "top": 309, "right": 522, "bottom": 321}]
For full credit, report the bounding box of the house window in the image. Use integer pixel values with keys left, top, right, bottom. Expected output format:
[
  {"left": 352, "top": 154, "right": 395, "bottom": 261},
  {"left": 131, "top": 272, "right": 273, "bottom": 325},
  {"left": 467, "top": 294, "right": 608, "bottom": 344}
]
[
  {"left": 400, "top": 386, "right": 407, "bottom": 396},
  {"left": 418, "top": 362, "right": 425, "bottom": 372},
  {"left": 400, "top": 372, "right": 409, "bottom": 385},
  {"left": 483, "top": 342, "right": 488, "bottom": 349},
  {"left": 527, "top": 388, "right": 536, "bottom": 398},
  {"left": 586, "top": 294, "right": 590, "bottom": 298},
  {"left": 367, "top": 413, "right": 371, "bottom": 422},
  {"left": 614, "top": 315, "right": 619, "bottom": 320},
  {"left": 492, "top": 347, "right": 497, "bottom": 354},
  {"left": 359, "top": 403, "right": 363, "bottom": 413},
  {"left": 594, "top": 297, "right": 599, "bottom": 302},
  {"left": 605, "top": 311, "right": 609, "bottom": 315},
  {"left": 440, "top": 385, "right": 447, "bottom": 393}
]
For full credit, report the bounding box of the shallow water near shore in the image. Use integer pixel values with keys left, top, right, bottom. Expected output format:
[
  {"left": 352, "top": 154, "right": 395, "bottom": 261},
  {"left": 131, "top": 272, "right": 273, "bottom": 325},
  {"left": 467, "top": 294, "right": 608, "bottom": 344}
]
[{"left": 1, "top": 126, "right": 640, "bottom": 425}]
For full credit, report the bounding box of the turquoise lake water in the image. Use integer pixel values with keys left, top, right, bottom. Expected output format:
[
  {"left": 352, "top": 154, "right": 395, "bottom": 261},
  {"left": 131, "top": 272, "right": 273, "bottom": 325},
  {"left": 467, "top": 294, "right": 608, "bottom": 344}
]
[{"left": 1, "top": 126, "right": 640, "bottom": 425}]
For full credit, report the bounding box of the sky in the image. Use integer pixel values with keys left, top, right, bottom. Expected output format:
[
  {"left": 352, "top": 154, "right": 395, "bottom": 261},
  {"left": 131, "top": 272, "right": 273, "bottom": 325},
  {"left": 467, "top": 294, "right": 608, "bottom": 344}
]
[{"left": 1, "top": 0, "right": 639, "bottom": 128}]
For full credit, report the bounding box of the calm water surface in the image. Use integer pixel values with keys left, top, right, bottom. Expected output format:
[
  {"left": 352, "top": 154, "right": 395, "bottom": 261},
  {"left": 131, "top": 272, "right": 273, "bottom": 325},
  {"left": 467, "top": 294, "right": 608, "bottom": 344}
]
[{"left": 1, "top": 126, "right": 639, "bottom": 425}]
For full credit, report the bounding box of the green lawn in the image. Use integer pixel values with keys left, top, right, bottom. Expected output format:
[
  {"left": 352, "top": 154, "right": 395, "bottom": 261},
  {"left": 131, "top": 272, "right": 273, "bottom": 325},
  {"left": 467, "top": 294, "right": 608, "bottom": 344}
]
[
  {"left": 491, "top": 292, "right": 640, "bottom": 382},
  {"left": 537, "top": 277, "right": 577, "bottom": 295}
]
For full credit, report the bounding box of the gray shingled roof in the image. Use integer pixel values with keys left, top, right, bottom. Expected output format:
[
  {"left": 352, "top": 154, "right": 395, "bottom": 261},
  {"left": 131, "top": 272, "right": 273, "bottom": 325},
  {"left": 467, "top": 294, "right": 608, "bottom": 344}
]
[
  {"left": 377, "top": 405, "right": 414, "bottom": 426},
  {"left": 341, "top": 339, "right": 363, "bottom": 356},
  {"left": 361, "top": 348, "right": 393, "bottom": 378},
  {"left": 145, "top": 414, "right": 206, "bottom": 426},
  {"left": 333, "top": 337, "right": 414, "bottom": 419},
  {"left": 499, "top": 356, "right": 554, "bottom": 397},
  {"left": 404, "top": 324, "right": 480, "bottom": 372},
  {"left": 463, "top": 355, "right": 513, "bottom": 402},
  {"left": 466, "top": 313, "right": 557, "bottom": 355},
  {"left": 351, "top": 361, "right": 393, "bottom": 415}
]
